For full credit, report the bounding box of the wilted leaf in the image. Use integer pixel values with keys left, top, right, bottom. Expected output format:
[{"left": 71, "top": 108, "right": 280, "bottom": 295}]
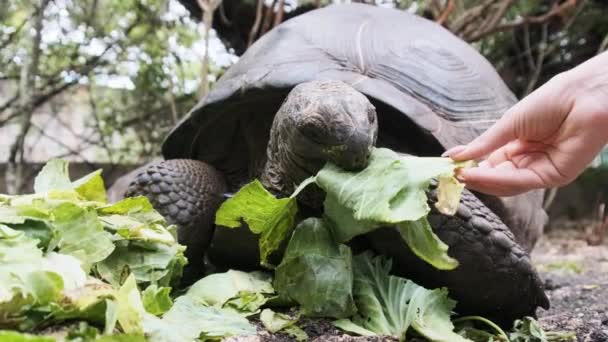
[
  {"left": 186, "top": 270, "right": 274, "bottom": 315},
  {"left": 435, "top": 174, "right": 465, "bottom": 215},
  {"left": 274, "top": 218, "right": 356, "bottom": 318},
  {"left": 260, "top": 309, "right": 308, "bottom": 341},
  {"left": 260, "top": 308, "right": 296, "bottom": 332},
  {"left": 215, "top": 179, "right": 298, "bottom": 267},
  {"left": 144, "top": 296, "right": 257, "bottom": 342}
]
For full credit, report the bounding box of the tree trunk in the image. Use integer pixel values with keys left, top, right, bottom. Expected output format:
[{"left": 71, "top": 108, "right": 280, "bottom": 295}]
[{"left": 5, "top": 0, "right": 49, "bottom": 194}]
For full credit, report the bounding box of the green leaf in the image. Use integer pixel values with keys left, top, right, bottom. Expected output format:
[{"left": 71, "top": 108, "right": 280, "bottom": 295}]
[
  {"left": 312, "top": 148, "right": 464, "bottom": 270},
  {"left": 333, "top": 319, "right": 377, "bottom": 336},
  {"left": 97, "top": 196, "right": 155, "bottom": 215},
  {"left": 144, "top": 296, "right": 257, "bottom": 342},
  {"left": 316, "top": 148, "right": 458, "bottom": 229},
  {"left": 50, "top": 203, "right": 115, "bottom": 270},
  {"left": 0, "top": 331, "right": 55, "bottom": 342},
  {"left": 335, "top": 252, "right": 469, "bottom": 342},
  {"left": 95, "top": 335, "right": 148, "bottom": 342},
  {"left": 97, "top": 196, "right": 166, "bottom": 225},
  {"left": 73, "top": 169, "right": 108, "bottom": 203},
  {"left": 260, "top": 308, "right": 309, "bottom": 341},
  {"left": 0, "top": 225, "right": 89, "bottom": 329},
  {"left": 509, "top": 317, "right": 548, "bottom": 342},
  {"left": 34, "top": 159, "right": 72, "bottom": 194},
  {"left": 260, "top": 308, "right": 297, "bottom": 332},
  {"left": 397, "top": 217, "right": 458, "bottom": 270},
  {"left": 142, "top": 285, "right": 173, "bottom": 315},
  {"left": 274, "top": 218, "right": 356, "bottom": 318},
  {"left": 116, "top": 274, "right": 146, "bottom": 334},
  {"left": 215, "top": 179, "right": 298, "bottom": 267},
  {"left": 186, "top": 270, "right": 274, "bottom": 314},
  {"left": 95, "top": 242, "right": 186, "bottom": 287}
]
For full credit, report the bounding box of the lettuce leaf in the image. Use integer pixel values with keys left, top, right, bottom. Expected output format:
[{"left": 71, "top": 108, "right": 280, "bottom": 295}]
[
  {"left": 215, "top": 179, "right": 298, "bottom": 267},
  {"left": 274, "top": 218, "right": 356, "bottom": 318},
  {"left": 72, "top": 169, "right": 108, "bottom": 203},
  {"left": 315, "top": 149, "right": 458, "bottom": 230},
  {"left": 0, "top": 331, "right": 55, "bottom": 341},
  {"left": 186, "top": 270, "right": 274, "bottom": 315},
  {"left": 49, "top": 203, "right": 115, "bottom": 270},
  {"left": 260, "top": 308, "right": 308, "bottom": 341},
  {"left": 397, "top": 218, "right": 458, "bottom": 270},
  {"left": 334, "top": 252, "right": 469, "bottom": 342},
  {"left": 311, "top": 148, "right": 462, "bottom": 270},
  {"left": 95, "top": 241, "right": 186, "bottom": 287},
  {"left": 142, "top": 285, "right": 173, "bottom": 316},
  {"left": 34, "top": 159, "right": 73, "bottom": 194}
]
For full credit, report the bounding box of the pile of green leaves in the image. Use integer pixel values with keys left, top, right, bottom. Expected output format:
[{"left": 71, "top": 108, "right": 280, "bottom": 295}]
[
  {"left": 0, "top": 160, "right": 270, "bottom": 341},
  {"left": 1, "top": 152, "right": 568, "bottom": 341},
  {"left": 215, "top": 148, "right": 567, "bottom": 342}
]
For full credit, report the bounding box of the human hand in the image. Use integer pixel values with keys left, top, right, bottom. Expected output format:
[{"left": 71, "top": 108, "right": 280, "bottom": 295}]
[{"left": 444, "top": 52, "right": 608, "bottom": 197}]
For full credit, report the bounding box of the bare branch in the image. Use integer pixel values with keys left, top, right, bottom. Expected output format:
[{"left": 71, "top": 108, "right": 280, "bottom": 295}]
[
  {"left": 436, "top": 0, "right": 455, "bottom": 25},
  {"left": 6, "top": 0, "right": 50, "bottom": 194},
  {"left": 466, "top": 0, "right": 578, "bottom": 42},
  {"left": 524, "top": 23, "right": 549, "bottom": 96},
  {"left": 247, "top": 0, "right": 264, "bottom": 48},
  {"left": 273, "top": 0, "right": 285, "bottom": 27}
]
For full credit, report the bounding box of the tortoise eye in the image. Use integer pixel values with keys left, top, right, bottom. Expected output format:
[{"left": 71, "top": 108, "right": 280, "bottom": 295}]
[{"left": 300, "top": 114, "right": 328, "bottom": 142}]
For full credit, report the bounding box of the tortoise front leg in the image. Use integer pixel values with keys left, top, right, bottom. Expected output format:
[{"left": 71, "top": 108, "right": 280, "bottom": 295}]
[{"left": 124, "top": 159, "right": 227, "bottom": 284}]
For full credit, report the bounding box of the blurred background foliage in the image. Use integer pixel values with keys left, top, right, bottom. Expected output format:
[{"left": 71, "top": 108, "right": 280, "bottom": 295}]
[{"left": 0, "top": 0, "right": 607, "bottom": 197}]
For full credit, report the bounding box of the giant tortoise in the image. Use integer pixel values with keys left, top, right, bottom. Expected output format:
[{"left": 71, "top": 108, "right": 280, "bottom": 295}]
[{"left": 110, "top": 3, "right": 550, "bottom": 324}]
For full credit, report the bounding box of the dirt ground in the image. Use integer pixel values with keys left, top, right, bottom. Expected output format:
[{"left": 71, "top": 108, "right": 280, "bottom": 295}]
[
  {"left": 226, "top": 222, "right": 608, "bottom": 342},
  {"left": 532, "top": 223, "right": 608, "bottom": 342}
]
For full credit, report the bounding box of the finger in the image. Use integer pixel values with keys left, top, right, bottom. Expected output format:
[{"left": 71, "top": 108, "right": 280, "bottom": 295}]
[
  {"left": 484, "top": 140, "right": 528, "bottom": 167},
  {"left": 462, "top": 180, "right": 526, "bottom": 197},
  {"left": 447, "top": 111, "right": 518, "bottom": 161},
  {"left": 459, "top": 166, "right": 545, "bottom": 195}
]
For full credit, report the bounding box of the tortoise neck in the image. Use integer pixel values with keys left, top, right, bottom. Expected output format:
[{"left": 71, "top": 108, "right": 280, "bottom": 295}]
[{"left": 259, "top": 124, "right": 323, "bottom": 199}]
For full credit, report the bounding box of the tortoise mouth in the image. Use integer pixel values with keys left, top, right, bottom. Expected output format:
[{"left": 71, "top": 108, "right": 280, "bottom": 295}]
[{"left": 325, "top": 129, "right": 374, "bottom": 171}]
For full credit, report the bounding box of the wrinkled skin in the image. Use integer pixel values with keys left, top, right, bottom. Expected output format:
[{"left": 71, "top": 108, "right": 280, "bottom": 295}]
[{"left": 118, "top": 80, "right": 549, "bottom": 325}]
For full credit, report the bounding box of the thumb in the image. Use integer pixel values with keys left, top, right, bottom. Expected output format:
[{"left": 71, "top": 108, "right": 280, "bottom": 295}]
[{"left": 446, "top": 107, "right": 519, "bottom": 161}]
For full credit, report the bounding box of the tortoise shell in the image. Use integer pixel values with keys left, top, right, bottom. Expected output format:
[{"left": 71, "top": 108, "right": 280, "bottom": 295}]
[{"left": 162, "top": 3, "right": 517, "bottom": 182}]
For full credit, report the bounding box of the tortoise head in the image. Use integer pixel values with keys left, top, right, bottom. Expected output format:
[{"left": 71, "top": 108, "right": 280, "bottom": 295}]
[
  {"left": 285, "top": 80, "right": 378, "bottom": 170},
  {"left": 261, "top": 80, "right": 378, "bottom": 196}
]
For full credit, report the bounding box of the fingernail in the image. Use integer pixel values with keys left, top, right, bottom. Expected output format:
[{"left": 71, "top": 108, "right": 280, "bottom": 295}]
[
  {"left": 454, "top": 168, "right": 466, "bottom": 182},
  {"left": 456, "top": 173, "right": 466, "bottom": 182},
  {"left": 442, "top": 145, "right": 466, "bottom": 157}
]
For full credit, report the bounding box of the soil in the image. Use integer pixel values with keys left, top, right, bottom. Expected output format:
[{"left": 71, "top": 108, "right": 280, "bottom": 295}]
[
  {"left": 227, "top": 222, "right": 608, "bottom": 342},
  {"left": 533, "top": 223, "right": 608, "bottom": 342}
]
